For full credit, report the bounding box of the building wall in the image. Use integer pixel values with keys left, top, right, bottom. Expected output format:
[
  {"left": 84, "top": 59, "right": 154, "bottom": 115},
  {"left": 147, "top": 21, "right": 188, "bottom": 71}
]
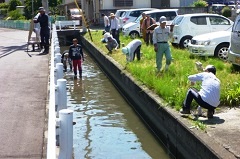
[
  {"left": 102, "top": 0, "right": 151, "bottom": 9},
  {"left": 170, "top": 0, "right": 180, "bottom": 7}
]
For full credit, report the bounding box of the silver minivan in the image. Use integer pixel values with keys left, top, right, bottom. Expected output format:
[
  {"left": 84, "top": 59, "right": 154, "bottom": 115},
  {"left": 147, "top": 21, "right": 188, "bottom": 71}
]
[{"left": 228, "top": 14, "right": 240, "bottom": 68}]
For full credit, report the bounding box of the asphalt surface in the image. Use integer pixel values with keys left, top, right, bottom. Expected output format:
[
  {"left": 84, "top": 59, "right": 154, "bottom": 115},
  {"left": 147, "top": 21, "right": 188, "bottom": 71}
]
[
  {"left": 0, "top": 28, "right": 48, "bottom": 159},
  {"left": 1, "top": 27, "right": 240, "bottom": 159}
]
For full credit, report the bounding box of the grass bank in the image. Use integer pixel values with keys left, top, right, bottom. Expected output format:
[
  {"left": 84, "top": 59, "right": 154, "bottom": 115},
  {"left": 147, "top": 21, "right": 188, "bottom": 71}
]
[{"left": 84, "top": 31, "right": 240, "bottom": 110}]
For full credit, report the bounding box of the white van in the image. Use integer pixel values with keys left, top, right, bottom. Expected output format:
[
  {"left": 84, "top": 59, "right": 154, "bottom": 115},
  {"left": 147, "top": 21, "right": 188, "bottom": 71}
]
[
  {"left": 122, "top": 9, "right": 178, "bottom": 38},
  {"left": 228, "top": 14, "right": 240, "bottom": 68}
]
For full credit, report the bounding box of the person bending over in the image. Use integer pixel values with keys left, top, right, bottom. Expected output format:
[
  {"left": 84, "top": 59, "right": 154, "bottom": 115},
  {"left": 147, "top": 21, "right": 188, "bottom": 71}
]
[{"left": 121, "top": 39, "right": 142, "bottom": 62}]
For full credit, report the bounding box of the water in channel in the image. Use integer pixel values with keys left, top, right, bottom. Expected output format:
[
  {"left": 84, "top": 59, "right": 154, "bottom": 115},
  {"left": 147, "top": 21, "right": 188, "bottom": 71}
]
[{"left": 61, "top": 47, "right": 169, "bottom": 159}]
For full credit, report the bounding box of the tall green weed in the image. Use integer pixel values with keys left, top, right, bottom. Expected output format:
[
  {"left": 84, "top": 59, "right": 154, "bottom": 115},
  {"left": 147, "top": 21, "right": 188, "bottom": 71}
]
[{"left": 84, "top": 31, "right": 240, "bottom": 109}]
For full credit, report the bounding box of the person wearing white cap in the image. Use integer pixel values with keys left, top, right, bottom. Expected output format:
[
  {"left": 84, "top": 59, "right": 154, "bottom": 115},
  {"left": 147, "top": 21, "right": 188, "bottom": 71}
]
[
  {"left": 152, "top": 16, "right": 173, "bottom": 73},
  {"left": 121, "top": 39, "right": 142, "bottom": 62},
  {"left": 34, "top": 7, "right": 50, "bottom": 54},
  {"left": 109, "top": 13, "right": 120, "bottom": 48},
  {"left": 180, "top": 65, "right": 221, "bottom": 118}
]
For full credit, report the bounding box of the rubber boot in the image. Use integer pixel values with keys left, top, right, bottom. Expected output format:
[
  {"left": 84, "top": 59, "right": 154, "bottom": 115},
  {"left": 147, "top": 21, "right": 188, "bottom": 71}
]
[
  {"left": 74, "top": 71, "right": 77, "bottom": 79},
  {"left": 79, "top": 69, "right": 82, "bottom": 78}
]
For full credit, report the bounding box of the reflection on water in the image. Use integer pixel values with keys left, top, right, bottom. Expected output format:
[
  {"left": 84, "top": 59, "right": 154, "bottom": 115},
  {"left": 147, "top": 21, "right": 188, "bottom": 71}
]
[{"left": 62, "top": 47, "right": 169, "bottom": 159}]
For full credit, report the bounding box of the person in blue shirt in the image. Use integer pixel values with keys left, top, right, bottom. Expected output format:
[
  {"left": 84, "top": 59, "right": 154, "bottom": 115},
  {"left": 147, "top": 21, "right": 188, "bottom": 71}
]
[{"left": 180, "top": 65, "right": 221, "bottom": 118}]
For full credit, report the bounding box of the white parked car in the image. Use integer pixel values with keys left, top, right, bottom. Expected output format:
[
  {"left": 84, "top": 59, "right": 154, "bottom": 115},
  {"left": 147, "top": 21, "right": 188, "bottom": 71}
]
[
  {"left": 228, "top": 14, "right": 240, "bottom": 68},
  {"left": 188, "top": 26, "right": 232, "bottom": 60},
  {"left": 171, "top": 13, "right": 233, "bottom": 48},
  {"left": 122, "top": 9, "right": 178, "bottom": 38},
  {"left": 118, "top": 8, "right": 156, "bottom": 28}
]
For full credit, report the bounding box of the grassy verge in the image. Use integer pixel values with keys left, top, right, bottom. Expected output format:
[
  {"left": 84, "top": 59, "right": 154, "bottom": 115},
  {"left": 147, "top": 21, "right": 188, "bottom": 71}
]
[{"left": 84, "top": 30, "right": 240, "bottom": 111}]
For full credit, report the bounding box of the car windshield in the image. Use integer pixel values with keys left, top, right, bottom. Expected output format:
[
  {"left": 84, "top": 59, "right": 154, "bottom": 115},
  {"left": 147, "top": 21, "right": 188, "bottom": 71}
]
[
  {"left": 135, "top": 15, "right": 142, "bottom": 22},
  {"left": 172, "top": 15, "right": 183, "bottom": 25}
]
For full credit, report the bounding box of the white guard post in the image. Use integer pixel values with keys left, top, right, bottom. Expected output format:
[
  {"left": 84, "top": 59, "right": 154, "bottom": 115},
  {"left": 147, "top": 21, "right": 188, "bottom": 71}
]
[
  {"left": 58, "top": 109, "right": 73, "bottom": 159},
  {"left": 54, "top": 53, "right": 61, "bottom": 67},
  {"left": 57, "top": 79, "right": 67, "bottom": 114}
]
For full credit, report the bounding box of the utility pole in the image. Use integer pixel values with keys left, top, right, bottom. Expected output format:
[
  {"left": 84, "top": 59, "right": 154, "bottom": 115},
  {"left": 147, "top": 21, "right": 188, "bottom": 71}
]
[{"left": 42, "top": 0, "right": 49, "bottom": 13}]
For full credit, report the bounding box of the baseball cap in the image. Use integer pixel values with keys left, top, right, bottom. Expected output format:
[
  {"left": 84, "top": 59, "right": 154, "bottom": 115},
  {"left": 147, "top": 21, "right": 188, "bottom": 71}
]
[
  {"left": 122, "top": 47, "right": 129, "bottom": 54},
  {"left": 204, "top": 65, "right": 216, "bottom": 75},
  {"left": 39, "top": 7, "right": 45, "bottom": 12},
  {"left": 159, "top": 16, "right": 167, "bottom": 23}
]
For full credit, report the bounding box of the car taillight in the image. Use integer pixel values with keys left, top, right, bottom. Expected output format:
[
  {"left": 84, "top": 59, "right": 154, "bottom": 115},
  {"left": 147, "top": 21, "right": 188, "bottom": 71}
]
[{"left": 123, "top": 17, "right": 129, "bottom": 23}]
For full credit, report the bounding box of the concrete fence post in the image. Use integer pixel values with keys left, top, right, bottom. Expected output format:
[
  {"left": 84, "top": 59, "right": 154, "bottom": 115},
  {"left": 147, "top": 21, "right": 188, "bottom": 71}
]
[
  {"left": 56, "top": 63, "right": 63, "bottom": 80},
  {"left": 54, "top": 53, "right": 61, "bottom": 67},
  {"left": 57, "top": 79, "right": 67, "bottom": 114},
  {"left": 58, "top": 109, "right": 73, "bottom": 159},
  {"left": 55, "top": 46, "right": 60, "bottom": 54}
]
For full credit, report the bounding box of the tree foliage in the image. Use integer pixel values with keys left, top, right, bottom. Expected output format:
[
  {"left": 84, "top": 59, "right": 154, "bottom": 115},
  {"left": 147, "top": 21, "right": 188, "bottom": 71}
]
[
  {"left": 192, "top": 0, "right": 208, "bottom": 7},
  {"left": 8, "top": 0, "right": 22, "bottom": 11},
  {"left": 7, "top": 9, "right": 25, "bottom": 20},
  {"left": 222, "top": 6, "right": 232, "bottom": 17}
]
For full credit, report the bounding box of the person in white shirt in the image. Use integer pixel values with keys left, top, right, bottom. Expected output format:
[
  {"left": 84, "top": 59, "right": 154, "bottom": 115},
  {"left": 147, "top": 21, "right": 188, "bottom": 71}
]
[
  {"left": 153, "top": 16, "right": 174, "bottom": 73},
  {"left": 101, "top": 13, "right": 110, "bottom": 32},
  {"left": 110, "top": 13, "right": 120, "bottom": 48},
  {"left": 180, "top": 65, "right": 221, "bottom": 118},
  {"left": 122, "top": 39, "right": 142, "bottom": 62}
]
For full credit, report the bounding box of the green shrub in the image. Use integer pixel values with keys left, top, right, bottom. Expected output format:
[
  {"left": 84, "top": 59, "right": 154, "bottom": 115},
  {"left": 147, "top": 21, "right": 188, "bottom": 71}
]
[
  {"left": 192, "top": 0, "right": 208, "bottom": 7},
  {"left": 7, "top": 10, "right": 25, "bottom": 20},
  {"left": 0, "top": 9, "right": 8, "bottom": 16},
  {"left": 222, "top": 6, "right": 232, "bottom": 17},
  {"left": 8, "top": 0, "right": 22, "bottom": 11},
  {"left": 0, "top": 3, "right": 9, "bottom": 9}
]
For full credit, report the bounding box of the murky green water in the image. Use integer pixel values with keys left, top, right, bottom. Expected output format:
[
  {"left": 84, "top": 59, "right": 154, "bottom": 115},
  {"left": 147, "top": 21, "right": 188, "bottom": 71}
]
[{"left": 62, "top": 47, "right": 170, "bottom": 159}]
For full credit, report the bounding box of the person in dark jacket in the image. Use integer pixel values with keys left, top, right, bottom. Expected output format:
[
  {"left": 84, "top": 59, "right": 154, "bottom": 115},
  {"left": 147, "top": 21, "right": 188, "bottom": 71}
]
[
  {"left": 69, "top": 38, "right": 84, "bottom": 78},
  {"left": 34, "top": 7, "right": 50, "bottom": 54}
]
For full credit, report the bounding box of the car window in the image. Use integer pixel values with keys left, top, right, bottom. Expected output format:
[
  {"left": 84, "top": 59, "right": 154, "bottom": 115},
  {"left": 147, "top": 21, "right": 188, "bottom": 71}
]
[
  {"left": 121, "top": 12, "right": 127, "bottom": 17},
  {"left": 156, "top": 12, "right": 177, "bottom": 21},
  {"left": 190, "top": 16, "right": 207, "bottom": 25},
  {"left": 172, "top": 16, "right": 183, "bottom": 25},
  {"left": 129, "top": 11, "right": 144, "bottom": 17},
  {"left": 119, "top": 11, "right": 126, "bottom": 17},
  {"left": 209, "top": 16, "right": 230, "bottom": 25}
]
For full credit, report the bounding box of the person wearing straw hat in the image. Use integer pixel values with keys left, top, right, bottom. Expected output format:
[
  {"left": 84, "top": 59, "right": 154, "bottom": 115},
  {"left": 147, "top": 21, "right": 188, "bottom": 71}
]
[
  {"left": 34, "top": 7, "right": 50, "bottom": 54},
  {"left": 122, "top": 39, "right": 142, "bottom": 62},
  {"left": 141, "top": 13, "right": 156, "bottom": 46},
  {"left": 109, "top": 13, "right": 120, "bottom": 48},
  {"left": 152, "top": 16, "right": 173, "bottom": 73},
  {"left": 180, "top": 65, "right": 220, "bottom": 118}
]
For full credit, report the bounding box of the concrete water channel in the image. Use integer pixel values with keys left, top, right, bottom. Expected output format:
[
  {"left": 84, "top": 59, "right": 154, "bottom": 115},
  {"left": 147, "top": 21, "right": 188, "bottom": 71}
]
[{"left": 60, "top": 47, "right": 170, "bottom": 159}]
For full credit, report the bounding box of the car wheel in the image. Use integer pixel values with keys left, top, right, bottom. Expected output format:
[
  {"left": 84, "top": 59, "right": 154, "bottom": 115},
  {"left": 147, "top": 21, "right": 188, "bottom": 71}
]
[
  {"left": 129, "top": 31, "right": 139, "bottom": 39},
  {"left": 214, "top": 43, "right": 229, "bottom": 61},
  {"left": 179, "top": 36, "right": 192, "bottom": 49}
]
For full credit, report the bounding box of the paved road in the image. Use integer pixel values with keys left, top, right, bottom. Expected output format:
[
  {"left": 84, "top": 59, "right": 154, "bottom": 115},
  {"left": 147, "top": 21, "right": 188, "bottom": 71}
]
[{"left": 0, "top": 28, "right": 48, "bottom": 159}]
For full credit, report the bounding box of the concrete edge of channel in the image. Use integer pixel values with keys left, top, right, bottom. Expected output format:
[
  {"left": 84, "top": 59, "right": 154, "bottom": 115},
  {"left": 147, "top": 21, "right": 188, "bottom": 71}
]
[{"left": 79, "top": 36, "right": 236, "bottom": 159}]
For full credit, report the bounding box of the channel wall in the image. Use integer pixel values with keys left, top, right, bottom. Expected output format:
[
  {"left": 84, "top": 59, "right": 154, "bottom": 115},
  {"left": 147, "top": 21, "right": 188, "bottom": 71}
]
[{"left": 79, "top": 35, "right": 235, "bottom": 159}]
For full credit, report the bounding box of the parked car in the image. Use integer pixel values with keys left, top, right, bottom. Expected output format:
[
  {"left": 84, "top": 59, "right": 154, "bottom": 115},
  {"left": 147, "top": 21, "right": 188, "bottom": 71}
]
[
  {"left": 228, "top": 14, "right": 240, "bottom": 67},
  {"left": 118, "top": 8, "right": 156, "bottom": 28},
  {"left": 122, "top": 9, "right": 178, "bottom": 38},
  {"left": 67, "top": 8, "right": 82, "bottom": 25},
  {"left": 171, "top": 13, "right": 233, "bottom": 48},
  {"left": 115, "top": 9, "right": 128, "bottom": 19},
  {"left": 188, "top": 26, "right": 232, "bottom": 60}
]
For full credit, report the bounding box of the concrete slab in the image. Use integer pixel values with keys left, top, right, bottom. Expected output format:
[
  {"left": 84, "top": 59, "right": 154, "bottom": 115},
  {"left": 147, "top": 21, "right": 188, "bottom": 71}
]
[{"left": 0, "top": 28, "right": 48, "bottom": 158}]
